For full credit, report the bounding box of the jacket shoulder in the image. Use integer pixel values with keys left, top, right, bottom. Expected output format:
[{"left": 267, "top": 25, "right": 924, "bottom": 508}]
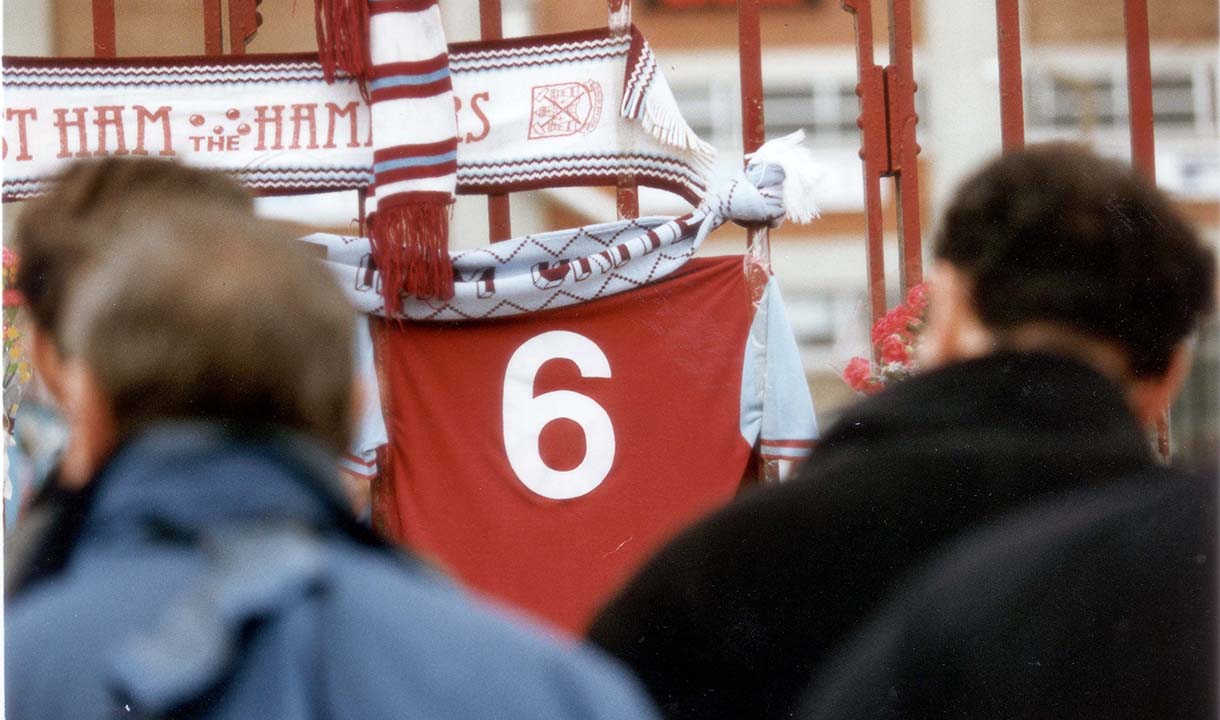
[{"left": 315, "top": 542, "right": 662, "bottom": 720}]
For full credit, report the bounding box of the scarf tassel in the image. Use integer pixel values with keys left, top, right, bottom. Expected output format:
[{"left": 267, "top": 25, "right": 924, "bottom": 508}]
[
  {"left": 315, "top": 0, "right": 370, "bottom": 95},
  {"left": 369, "top": 197, "right": 455, "bottom": 312},
  {"left": 620, "top": 27, "right": 715, "bottom": 179}
]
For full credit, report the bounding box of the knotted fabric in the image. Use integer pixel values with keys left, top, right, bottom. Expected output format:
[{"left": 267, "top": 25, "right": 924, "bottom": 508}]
[{"left": 304, "top": 131, "right": 822, "bottom": 321}]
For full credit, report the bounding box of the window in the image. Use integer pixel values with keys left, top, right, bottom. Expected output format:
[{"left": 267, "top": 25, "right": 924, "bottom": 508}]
[
  {"left": 1042, "top": 76, "right": 1120, "bottom": 129},
  {"left": 1025, "top": 51, "right": 1218, "bottom": 199},
  {"left": 672, "top": 76, "right": 885, "bottom": 151},
  {"left": 1150, "top": 74, "right": 1198, "bottom": 127},
  {"left": 769, "top": 82, "right": 871, "bottom": 142},
  {"left": 1027, "top": 57, "right": 1218, "bottom": 135}
]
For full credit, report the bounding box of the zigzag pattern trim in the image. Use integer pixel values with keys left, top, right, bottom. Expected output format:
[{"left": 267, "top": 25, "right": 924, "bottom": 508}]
[{"left": 5, "top": 36, "right": 633, "bottom": 89}]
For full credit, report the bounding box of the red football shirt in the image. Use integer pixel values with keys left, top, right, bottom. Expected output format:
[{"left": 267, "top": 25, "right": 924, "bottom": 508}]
[{"left": 373, "top": 255, "right": 815, "bottom": 632}]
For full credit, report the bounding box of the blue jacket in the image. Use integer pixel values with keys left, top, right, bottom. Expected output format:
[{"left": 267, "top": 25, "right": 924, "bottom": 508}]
[{"left": 7, "top": 423, "right": 660, "bottom": 720}]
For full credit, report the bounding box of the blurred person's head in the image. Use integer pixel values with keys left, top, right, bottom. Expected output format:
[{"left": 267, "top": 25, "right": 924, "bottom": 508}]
[
  {"left": 922, "top": 143, "right": 1216, "bottom": 426},
  {"left": 11, "top": 158, "right": 254, "bottom": 404},
  {"left": 57, "top": 212, "right": 355, "bottom": 486}
]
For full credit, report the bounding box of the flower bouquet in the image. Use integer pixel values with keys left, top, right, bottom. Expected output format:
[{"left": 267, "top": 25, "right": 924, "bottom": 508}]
[
  {"left": 3, "top": 248, "right": 31, "bottom": 434},
  {"left": 843, "top": 283, "right": 929, "bottom": 395}
]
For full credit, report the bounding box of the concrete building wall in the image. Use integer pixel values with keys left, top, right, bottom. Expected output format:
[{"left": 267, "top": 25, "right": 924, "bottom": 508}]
[
  {"left": 3, "top": 1, "right": 53, "bottom": 54},
  {"left": 1026, "top": 0, "right": 1217, "bottom": 44},
  {"left": 533, "top": 0, "right": 916, "bottom": 48}
]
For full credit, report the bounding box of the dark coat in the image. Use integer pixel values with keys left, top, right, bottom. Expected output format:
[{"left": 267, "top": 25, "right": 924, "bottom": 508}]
[
  {"left": 588, "top": 352, "right": 1162, "bottom": 720},
  {"left": 7, "top": 423, "right": 660, "bottom": 720},
  {"left": 799, "top": 473, "right": 1217, "bottom": 720}
]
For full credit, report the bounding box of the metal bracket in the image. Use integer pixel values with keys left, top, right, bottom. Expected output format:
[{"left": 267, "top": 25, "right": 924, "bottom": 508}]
[{"left": 841, "top": 0, "right": 924, "bottom": 324}]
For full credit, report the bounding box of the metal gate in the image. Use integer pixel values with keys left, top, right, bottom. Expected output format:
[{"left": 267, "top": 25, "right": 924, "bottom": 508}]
[{"left": 82, "top": 0, "right": 1169, "bottom": 452}]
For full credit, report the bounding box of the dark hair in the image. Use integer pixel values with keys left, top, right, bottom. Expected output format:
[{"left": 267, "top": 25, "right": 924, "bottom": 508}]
[
  {"left": 12, "top": 158, "right": 254, "bottom": 347},
  {"left": 63, "top": 212, "right": 355, "bottom": 453},
  {"left": 935, "top": 143, "right": 1216, "bottom": 377}
]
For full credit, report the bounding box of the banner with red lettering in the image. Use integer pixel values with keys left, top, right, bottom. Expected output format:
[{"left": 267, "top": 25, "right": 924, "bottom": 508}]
[{"left": 2, "top": 27, "right": 712, "bottom": 203}]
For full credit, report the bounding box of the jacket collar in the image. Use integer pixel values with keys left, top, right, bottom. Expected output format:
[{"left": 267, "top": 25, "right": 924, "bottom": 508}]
[
  {"left": 79, "top": 422, "right": 355, "bottom": 550},
  {"left": 816, "top": 351, "right": 1154, "bottom": 482}
]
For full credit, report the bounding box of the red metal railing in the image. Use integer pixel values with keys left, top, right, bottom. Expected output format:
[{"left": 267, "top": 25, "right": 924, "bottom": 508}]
[
  {"left": 995, "top": 0, "right": 1025, "bottom": 149},
  {"left": 990, "top": 0, "right": 1166, "bottom": 458},
  {"left": 89, "top": 0, "right": 1166, "bottom": 452},
  {"left": 738, "top": 0, "right": 768, "bottom": 255},
  {"left": 90, "top": 0, "right": 117, "bottom": 56},
  {"left": 842, "top": 0, "right": 923, "bottom": 325},
  {"left": 1123, "top": 0, "right": 1157, "bottom": 182},
  {"left": 738, "top": 0, "right": 766, "bottom": 156},
  {"left": 1119, "top": 0, "right": 1169, "bottom": 458},
  {"left": 478, "top": 0, "right": 514, "bottom": 240},
  {"left": 611, "top": 0, "right": 642, "bottom": 222},
  {"left": 842, "top": 0, "right": 889, "bottom": 323}
]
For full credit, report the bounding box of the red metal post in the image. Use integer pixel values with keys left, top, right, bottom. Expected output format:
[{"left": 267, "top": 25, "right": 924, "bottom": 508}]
[
  {"left": 738, "top": 0, "right": 766, "bottom": 155},
  {"left": 995, "top": 0, "right": 1025, "bottom": 150},
  {"left": 1124, "top": 0, "right": 1156, "bottom": 182},
  {"left": 841, "top": 0, "right": 888, "bottom": 324},
  {"left": 738, "top": 0, "right": 769, "bottom": 254},
  {"left": 480, "top": 0, "right": 513, "bottom": 241},
  {"left": 227, "top": 0, "right": 260, "bottom": 56},
  {"left": 616, "top": 180, "right": 640, "bottom": 219},
  {"left": 357, "top": 187, "right": 369, "bottom": 237},
  {"left": 611, "top": 0, "right": 640, "bottom": 220},
  {"left": 91, "top": 0, "right": 117, "bottom": 57},
  {"left": 477, "top": 1, "right": 504, "bottom": 48},
  {"left": 204, "top": 0, "right": 224, "bottom": 55},
  {"left": 885, "top": 0, "right": 923, "bottom": 292},
  {"left": 739, "top": 0, "right": 775, "bottom": 482},
  {"left": 1123, "top": 0, "right": 1168, "bottom": 459}
]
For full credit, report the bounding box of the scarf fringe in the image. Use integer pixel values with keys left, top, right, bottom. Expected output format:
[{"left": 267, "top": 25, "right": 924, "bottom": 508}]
[
  {"left": 315, "top": 0, "right": 370, "bottom": 96},
  {"left": 369, "top": 198, "right": 455, "bottom": 311},
  {"left": 620, "top": 27, "right": 716, "bottom": 179},
  {"left": 636, "top": 78, "right": 716, "bottom": 177}
]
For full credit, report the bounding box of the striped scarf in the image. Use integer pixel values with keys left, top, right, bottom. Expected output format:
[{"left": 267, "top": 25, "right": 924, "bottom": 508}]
[
  {"left": 307, "top": 131, "right": 822, "bottom": 321},
  {"left": 317, "top": 0, "right": 456, "bottom": 310}
]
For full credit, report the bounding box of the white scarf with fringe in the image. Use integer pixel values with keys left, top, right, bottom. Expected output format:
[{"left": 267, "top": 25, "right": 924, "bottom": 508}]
[
  {"left": 1, "top": 27, "right": 712, "bottom": 210},
  {"left": 304, "top": 131, "right": 819, "bottom": 320}
]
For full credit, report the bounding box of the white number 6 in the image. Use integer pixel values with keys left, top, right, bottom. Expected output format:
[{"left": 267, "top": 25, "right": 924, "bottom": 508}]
[{"left": 502, "top": 331, "right": 616, "bottom": 499}]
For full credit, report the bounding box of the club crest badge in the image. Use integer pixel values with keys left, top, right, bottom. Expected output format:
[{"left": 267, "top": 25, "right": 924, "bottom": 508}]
[{"left": 528, "top": 81, "right": 603, "bottom": 139}]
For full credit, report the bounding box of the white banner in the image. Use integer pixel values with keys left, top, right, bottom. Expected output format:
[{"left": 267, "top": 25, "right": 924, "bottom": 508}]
[{"left": 2, "top": 27, "right": 712, "bottom": 204}]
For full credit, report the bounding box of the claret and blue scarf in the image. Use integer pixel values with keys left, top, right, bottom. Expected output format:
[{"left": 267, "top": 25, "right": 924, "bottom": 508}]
[
  {"left": 317, "top": 0, "right": 460, "bottom": 304},
  {"left": 306, "top": 130, "right": 821, "bottom": 320}
]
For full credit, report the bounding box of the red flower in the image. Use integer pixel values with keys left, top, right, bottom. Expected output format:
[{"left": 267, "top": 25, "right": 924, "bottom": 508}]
[
  {"left": 843, "top": 356, "right": 873, "bottom": 390},
  {"left": 871, "top": 305, "right": 917, "bottom": 346},
  {"left": 843, "top": 356, "right": 884, "bottom": 395},
  {"left": 870, "top": 314, "right": 895, "bottom": 345},
  {"left": 853, "top": 283, "right": 933, "bottom": 395},
  {"left": 2, "top": 247, "right": 17, "bottom": 269},
  {"left": 905, "top": 282, "right": 930, "bottom": 312},
  {"left": 891, "top": 304, "right": 917, "bottom": 331},
  {"left": 880, "top": 334, "right": 911, "bottom": 365},
  {"left": 3, "top": 289, "right": 23, "bottom": 307}
]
